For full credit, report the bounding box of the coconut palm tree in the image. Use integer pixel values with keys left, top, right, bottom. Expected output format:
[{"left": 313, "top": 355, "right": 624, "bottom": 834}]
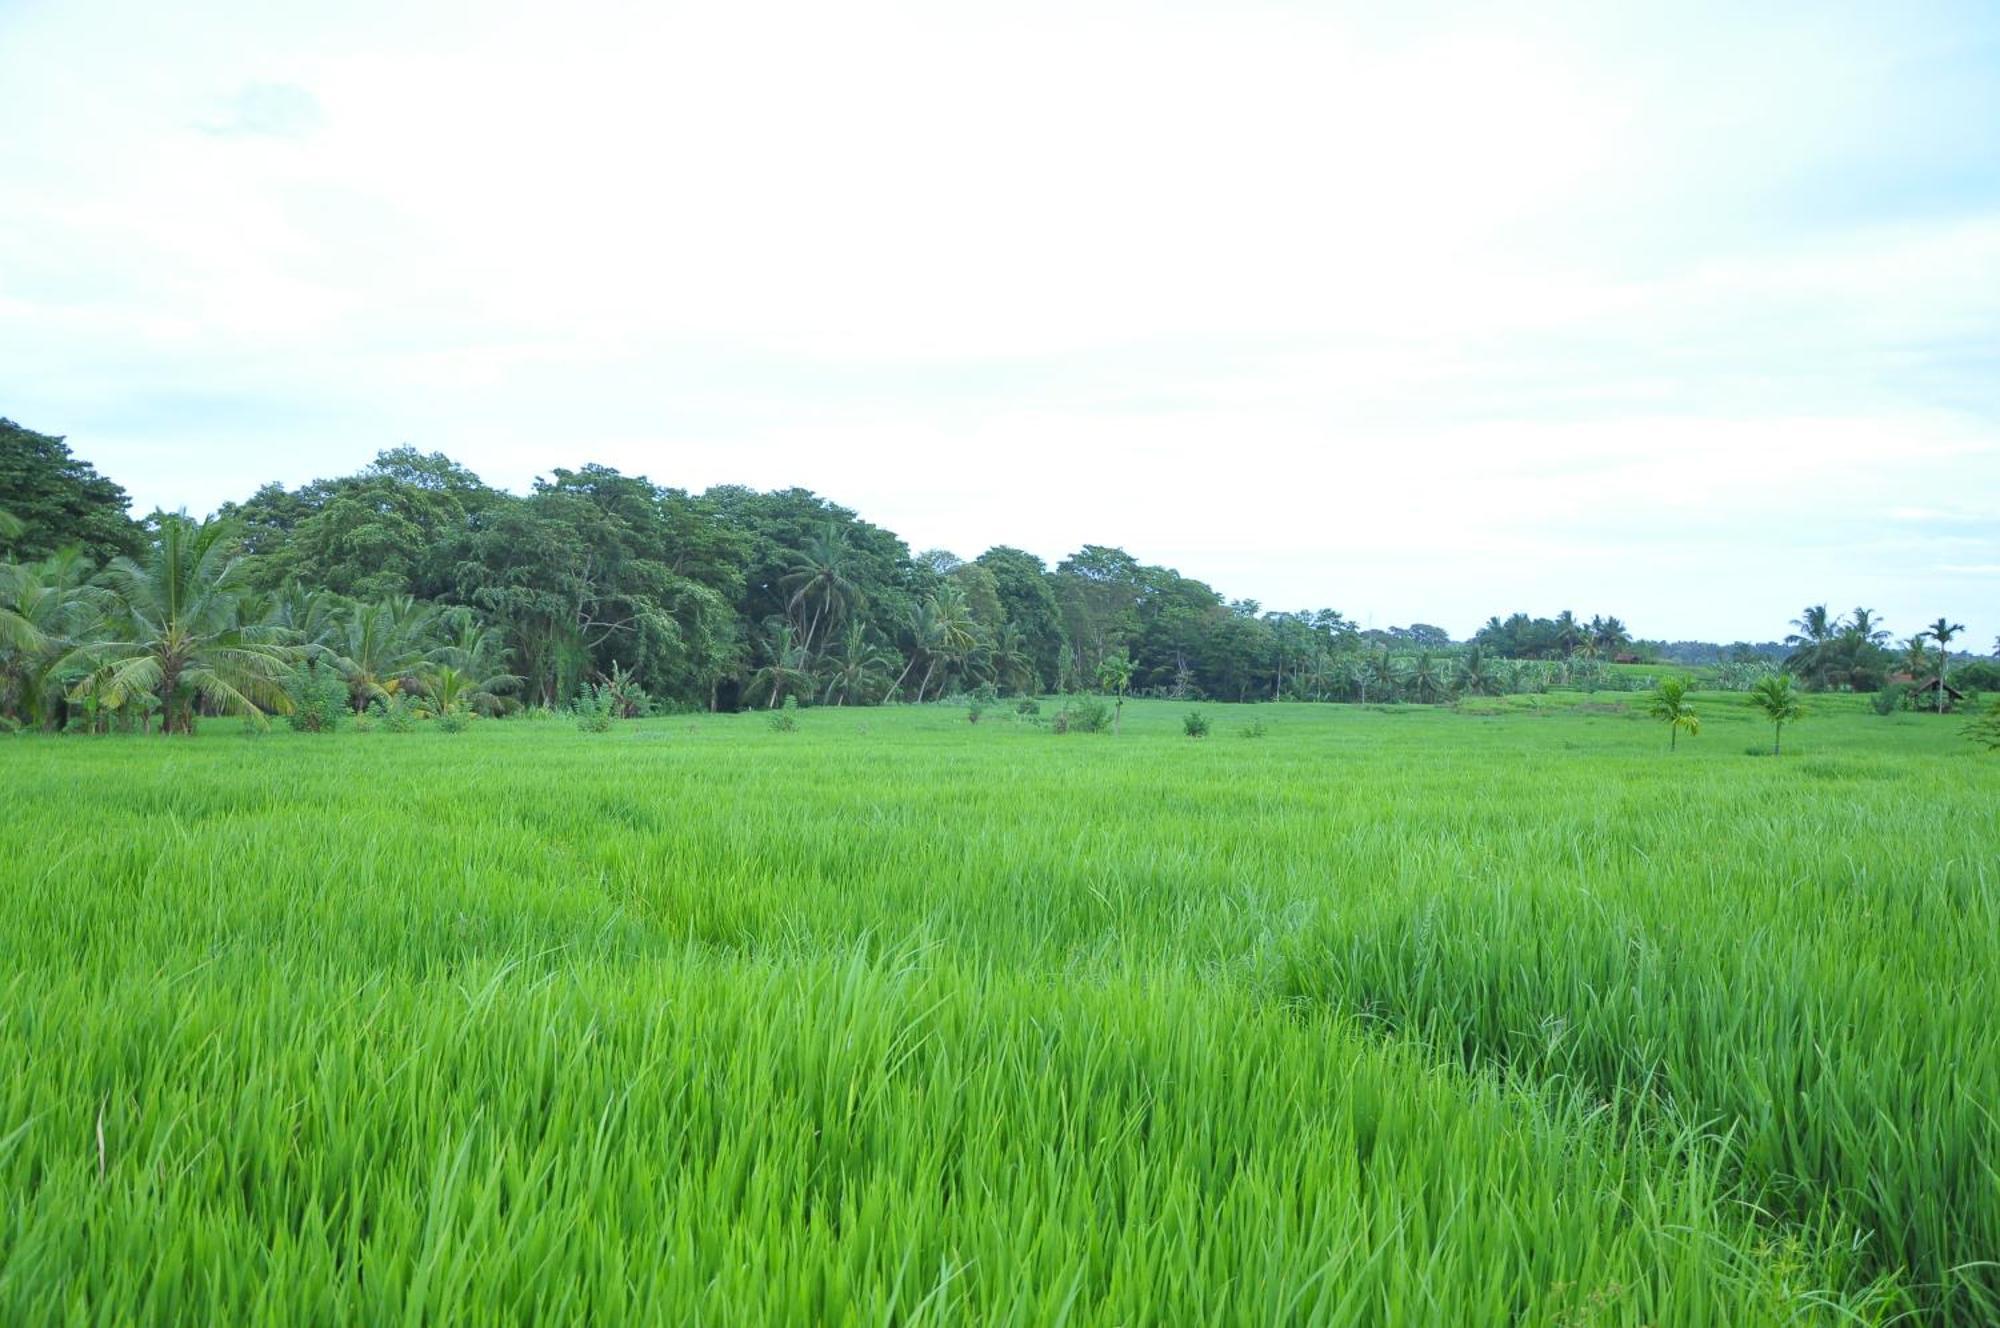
[
  {"left": 1785, "top": 605, "right": 1841, "bottom": 690},
  {"left": 1590, "top": 615, "right": 1631, "bottom": 657},
  {"left": 1848, "top": 607, "right": 1889, "bottom": 648},
  {"left": 1646, "top": 676, "right": 1699, "bottom": 751},
  {"left": 984, "top": 623, "right": 1036, "bottom": 697},
  {"left": 60, "top": 515, "right": 294, "bottom": 734},
  {"left": 1455, "top": 646, "right": 1500, "bottom": 698},
  {"left": 1748, "top": 673, "right": 1804, "bottom": 755},
  {"left": 883, "top": 599, "right": 939, "bottom": 704},
  {"left": 910, "top": 584, "right": 977, "bottom": 704},
  {"left": 1, "top": 549, "right": 113, "bottom": 729},
  {"left": 421, "top": 662, "right": 523, "bottom": 718},
  {"left": 1553, "top": 610, "right": 1584, "bottom": 659},
  {"left": 1408, "top": 651, "right": 1448, "bottom": 704},
  {"left": 1366, "top": 647, "right": 1401, "bottom": 703},
  {"left": 780, "top": 525, "right": 859, "bottom": 657},
  {"left": 329, "top": 598, "right": 438, "bottom": 712},
  {"left": 822, "top": 622, "right": 892, "bottom": 706},
  {"left": 1925, "top": 617, "right": 1965, "bottom": 713},
  {"left": 745, "top": 624, "right": 813, "bottom": 709}
]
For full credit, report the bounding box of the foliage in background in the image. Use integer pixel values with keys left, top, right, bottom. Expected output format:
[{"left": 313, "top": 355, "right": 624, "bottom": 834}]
[{"left": 3, "top": 429, "right": 1995, "bottom": 732}]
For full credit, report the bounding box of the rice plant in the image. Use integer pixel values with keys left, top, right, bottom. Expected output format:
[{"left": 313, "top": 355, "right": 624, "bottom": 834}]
[{"left": 0, "top": 693, "right": 1989, "bottom": 1323}]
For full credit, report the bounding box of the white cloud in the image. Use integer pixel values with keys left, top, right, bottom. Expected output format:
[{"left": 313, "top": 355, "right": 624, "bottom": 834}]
[{"left": 1, "top": 0, "right": 1997, "bottom": 644}]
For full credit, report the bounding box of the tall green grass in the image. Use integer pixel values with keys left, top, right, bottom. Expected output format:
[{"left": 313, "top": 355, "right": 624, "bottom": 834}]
[{"left": 1, "top": 694, "right": 1990, "bottom": 1322}]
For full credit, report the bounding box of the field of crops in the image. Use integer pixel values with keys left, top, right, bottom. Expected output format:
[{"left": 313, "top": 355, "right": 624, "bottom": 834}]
[{"left": 2, "top": 694, "right": 1995, "bottom": 1324}]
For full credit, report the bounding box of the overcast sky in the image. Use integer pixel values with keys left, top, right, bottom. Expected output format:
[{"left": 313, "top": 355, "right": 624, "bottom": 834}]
[{"left": 3, "top": 0, "right": 1997, "bottom": 643}]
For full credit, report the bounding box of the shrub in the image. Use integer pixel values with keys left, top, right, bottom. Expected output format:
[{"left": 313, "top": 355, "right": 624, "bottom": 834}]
[
  {"left": 351, "top": 710, "right": 374, "bottom": 733},
  {"left": 1058, "top": 696, "right": 1111, "bottom": 735},
  {"left": 435, "top": 707, "right": 472, "bottom": 734},
  {"left": 1239, "top": 719, "right": 1268, "bottom": 739},
  {"left": 1183, "top": 709, "right": 1210, "bottom": 739},
  {"left": 966, "top": 702, "right": 985, "bottom": 725},
  {"left": 971, "top": 682, "right": 999, "bottom": 705},
  {"left": 374, "top": 696, "right": 417, "bottom": 734},
  {"left": 769, "top": 695, "right": 800, "bottom": 732},
  {"left": 1872, "top": 683, "right": 1909, "bottom": 716},
  {"left": 1015, "top": 698, "right": 1041, "bottom": 716},
  {"left": 1964, "top": 700, "right": 2000, "bottom": 752},
  {"left": 1953, "top": 660, "right": 2000, "bottom": 694},
  {"left": 576, "top": 685, "right": 615, "bottom": 734},
  {"left": 605, "top": 663, "right": 652, "bottom": 719},
  {"left": 284, "top": 664, "right": 347, "bottom": 734}
]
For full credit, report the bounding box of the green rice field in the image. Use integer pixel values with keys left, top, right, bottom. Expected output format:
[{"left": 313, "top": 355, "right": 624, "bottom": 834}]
[{"left": 2, "top": 694, "right": 1996, "bottom": 1324}]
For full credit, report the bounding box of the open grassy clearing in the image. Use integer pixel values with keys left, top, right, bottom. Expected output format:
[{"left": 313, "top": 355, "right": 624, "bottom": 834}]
[{"left": 2, "top": 695, "right": 1995, "bottom": 1323}]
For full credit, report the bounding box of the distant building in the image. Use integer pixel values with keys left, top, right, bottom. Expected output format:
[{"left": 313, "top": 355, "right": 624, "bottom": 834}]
[{"left": 1889, "top": 673, "right": 1966, "bottom": 705}]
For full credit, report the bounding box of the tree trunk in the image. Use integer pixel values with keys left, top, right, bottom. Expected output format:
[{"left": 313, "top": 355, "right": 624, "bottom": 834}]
[
  {"left": 160, "top": 662, "right": 183, "bottom": 736},
  {"left": 884, "top": 652, "right": 918, "bottom": 705},
  {"left": 1114, "top": 695, "right": 1123, "bottom": 736},
  {"left": 1774, "top": 722, "right": 1782, "bottom": 756},
  {"left": 916, "top": 657, "right": 938, "bottom": 705}
]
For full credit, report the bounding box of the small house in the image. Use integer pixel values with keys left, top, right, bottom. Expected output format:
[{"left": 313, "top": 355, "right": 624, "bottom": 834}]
[{"left": 1889, "top": 673, "right": 1966, "bottom": 707}]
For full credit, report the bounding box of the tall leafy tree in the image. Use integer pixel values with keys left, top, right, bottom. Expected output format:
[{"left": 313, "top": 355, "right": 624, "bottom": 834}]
[
  {"left": 0, "top": 548, "right": 112, "bottom": 729},
  {"left": 0, "top": 419, "right": 143, "bottom": 565},
  {"left": 61, "top": 516, "right": 293, "bottom": 734},
  {"left": 975, "top": 547, "right": 1066, "bottom": 690},
  {"left": 1925, "top": 617, "right": 1966, "bottom": 713},
  {"left": 1784, "top": 605, "right": 1841, "bottom": 690},
  {"left": 781, "top": 524, "right": 860, "bottom": 656}
]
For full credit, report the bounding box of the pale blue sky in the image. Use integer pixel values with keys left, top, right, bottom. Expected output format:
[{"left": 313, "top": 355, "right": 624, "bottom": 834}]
[{"left": 2, "top": 0, "right": 1997, "bottom": 643}]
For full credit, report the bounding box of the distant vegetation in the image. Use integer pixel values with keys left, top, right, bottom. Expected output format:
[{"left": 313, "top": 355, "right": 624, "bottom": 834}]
[{"left": 3, "top": 417, "right": 1994, "bottom": 734}]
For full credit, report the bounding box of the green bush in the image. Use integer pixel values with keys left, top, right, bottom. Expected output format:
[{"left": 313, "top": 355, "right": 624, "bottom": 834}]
[
  {"left": 1239, "top": 719, "right": 1268, "bottom": 739},
  {"left": 576, "top": 685, "right": 615, "bottom": 734},
  {"left": 1183, "top": 709, "right": 1210, "bottom": 739},
  {"left": 1873, "top": 683, "right": 1910, "bottom": 716},
  {"left": 283, "top": 664, "right": 347, "bottom": 734},
  {"left": 1056, "top": 696, "right": 1110, "bottom": 735},
  {"left": 1965, "top": 701, "right": 2000, "bottom": 752},
  {"left": 374, "top": 696, "right": 417, "bottom": 734},
  {"left": 435, "top": 707, "right": 472, "bottom": 735},
  {"left": 966, "top": 702, "right": 985, "bottom": 725},
  {"left": 1015, "top": 698, "right": 1041, "bottom": 717}
]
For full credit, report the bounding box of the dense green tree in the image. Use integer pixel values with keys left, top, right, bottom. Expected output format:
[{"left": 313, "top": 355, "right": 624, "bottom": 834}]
[
  {"left": 1054, "top": 546, "right": 1142, "bottom": 682},
  {"left": 975, "top": 547, "right": 1066, "bottom": 690},
  {"left": 0, "top": 419, "right": 143, "bottom": 565},
  {"left": 0, "top": 548, "right": 112, "bottom": 728},
  {"left": 59, "top": 516, "right": 292, "bottom": 734}
]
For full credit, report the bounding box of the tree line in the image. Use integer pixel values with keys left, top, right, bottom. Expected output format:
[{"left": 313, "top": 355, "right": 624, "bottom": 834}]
[{"left": 3, "top": 418, "right": 1990, "bottom": 732}]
